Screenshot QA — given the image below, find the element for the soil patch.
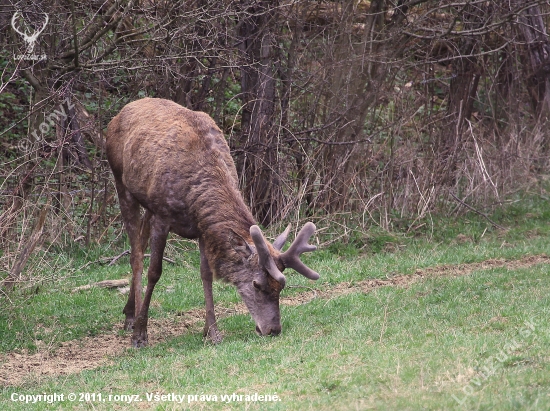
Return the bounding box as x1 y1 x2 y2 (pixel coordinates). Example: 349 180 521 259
2 254 548 386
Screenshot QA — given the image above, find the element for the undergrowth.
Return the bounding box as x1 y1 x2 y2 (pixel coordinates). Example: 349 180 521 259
2 192 550 354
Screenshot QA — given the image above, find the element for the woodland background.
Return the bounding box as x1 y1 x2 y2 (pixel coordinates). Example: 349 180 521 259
2 0 550 287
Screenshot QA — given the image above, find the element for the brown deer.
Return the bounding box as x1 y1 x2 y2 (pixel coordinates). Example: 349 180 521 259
106 98 319 347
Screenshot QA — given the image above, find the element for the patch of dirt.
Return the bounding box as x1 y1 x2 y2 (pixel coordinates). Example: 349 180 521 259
311 254 550 300
1 254 548 386
0 302 253 387
0 316 195 387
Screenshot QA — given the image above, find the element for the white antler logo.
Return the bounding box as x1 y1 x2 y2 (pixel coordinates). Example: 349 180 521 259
11 11 49 56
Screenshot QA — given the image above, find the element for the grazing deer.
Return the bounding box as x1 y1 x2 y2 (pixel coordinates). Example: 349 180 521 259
106 98 319 347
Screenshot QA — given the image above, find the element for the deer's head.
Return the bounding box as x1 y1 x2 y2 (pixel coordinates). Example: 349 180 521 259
232 223 319 336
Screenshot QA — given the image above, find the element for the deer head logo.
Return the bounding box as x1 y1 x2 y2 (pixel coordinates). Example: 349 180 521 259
11 12 49 56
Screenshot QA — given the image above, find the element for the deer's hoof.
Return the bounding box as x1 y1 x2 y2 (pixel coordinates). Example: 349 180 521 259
123 318 135 331
204 326 223 345
131 334 148 348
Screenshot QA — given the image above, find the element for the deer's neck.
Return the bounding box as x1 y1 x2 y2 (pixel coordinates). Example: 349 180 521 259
193 185 256 282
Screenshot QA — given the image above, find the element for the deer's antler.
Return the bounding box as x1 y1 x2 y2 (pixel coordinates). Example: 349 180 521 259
250 225 287 287
279 222 319 280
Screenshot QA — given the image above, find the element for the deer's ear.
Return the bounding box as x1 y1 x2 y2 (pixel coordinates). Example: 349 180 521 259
229 229 255 259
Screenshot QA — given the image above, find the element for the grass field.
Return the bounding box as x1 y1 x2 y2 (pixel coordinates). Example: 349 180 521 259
1 194 550 410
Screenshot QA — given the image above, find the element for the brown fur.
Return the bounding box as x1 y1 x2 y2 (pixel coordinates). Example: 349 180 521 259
106 98 318 347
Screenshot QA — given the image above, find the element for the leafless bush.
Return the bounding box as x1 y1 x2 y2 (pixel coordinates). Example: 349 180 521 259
2 0 550 287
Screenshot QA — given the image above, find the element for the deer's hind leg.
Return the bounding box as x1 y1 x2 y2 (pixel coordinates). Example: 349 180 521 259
114 179 151 331
132 215 169 347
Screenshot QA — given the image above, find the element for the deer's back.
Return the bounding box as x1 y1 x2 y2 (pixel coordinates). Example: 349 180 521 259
106 98 240 235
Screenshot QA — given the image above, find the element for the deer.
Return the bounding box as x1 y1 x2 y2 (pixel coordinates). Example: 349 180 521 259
105 98 320 347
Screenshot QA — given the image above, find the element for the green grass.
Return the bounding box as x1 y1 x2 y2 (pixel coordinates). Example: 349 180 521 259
2 193 550 409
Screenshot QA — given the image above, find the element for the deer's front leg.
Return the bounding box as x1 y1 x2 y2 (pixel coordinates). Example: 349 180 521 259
199 239 222 344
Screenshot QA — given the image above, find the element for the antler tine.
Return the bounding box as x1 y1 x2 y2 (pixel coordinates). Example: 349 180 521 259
272 224 291 251
250 225 286 288
280 222 319 280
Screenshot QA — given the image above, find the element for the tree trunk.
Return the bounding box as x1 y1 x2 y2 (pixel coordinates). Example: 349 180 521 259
237 0 281 226
65 97 93 170
515 4 550 121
